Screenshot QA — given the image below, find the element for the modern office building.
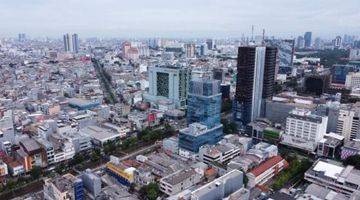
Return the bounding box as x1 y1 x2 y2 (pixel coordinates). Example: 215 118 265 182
178 123 223 153
190 170 244 200
147 65 191 107
336 103 360 141
331 64 355 85
297 36 305 49
281 108 328 152
187 78 221 128
304 32 312 48
265 39 295 67
206 39 213 50
18 33 26 42
63 33 79 53
304 159 360 197
234 46 277 129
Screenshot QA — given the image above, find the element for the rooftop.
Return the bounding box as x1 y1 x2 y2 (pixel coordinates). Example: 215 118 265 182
162 169 197 185
248 156 287 177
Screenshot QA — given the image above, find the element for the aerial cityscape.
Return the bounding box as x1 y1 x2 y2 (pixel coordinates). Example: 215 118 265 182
1 0 360 200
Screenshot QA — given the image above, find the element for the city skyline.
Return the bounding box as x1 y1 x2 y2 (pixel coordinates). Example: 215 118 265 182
0 0 359 38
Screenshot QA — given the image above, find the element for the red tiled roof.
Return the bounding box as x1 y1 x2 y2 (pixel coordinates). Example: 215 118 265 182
249 156 288 177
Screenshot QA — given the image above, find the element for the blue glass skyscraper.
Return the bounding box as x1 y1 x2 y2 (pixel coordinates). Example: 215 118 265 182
187 78 222 128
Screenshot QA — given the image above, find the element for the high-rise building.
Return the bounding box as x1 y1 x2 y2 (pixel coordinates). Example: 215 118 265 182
281 108 328 152
147 65 191 107
336 103 360 141
234 46 277 129
297 36 305 49
304 32 312 48
265 39 295 67
72 33 79 53
331 64 355 85
63 33 79 53
185 43 196 58
206 39 213 50
187 78 222 128
178 123 223 153
18 33 26 42
333 36 342 49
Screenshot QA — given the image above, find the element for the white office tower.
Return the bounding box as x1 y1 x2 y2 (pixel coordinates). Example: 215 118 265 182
146 65 191 108
336 103 360 141
345 72 360 89
281 108 328 152
63 33 79 53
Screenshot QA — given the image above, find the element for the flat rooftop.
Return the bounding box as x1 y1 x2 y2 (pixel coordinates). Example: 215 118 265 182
81 125 119 142
162 169 197 185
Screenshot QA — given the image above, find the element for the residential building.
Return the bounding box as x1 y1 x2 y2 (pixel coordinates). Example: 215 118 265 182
16 138 46 171
63 33 79 53
147 65 191 108
190 170 244 200
185 43 196 58
0 109 15 147
178 123 223 153
160 168 202 196
80 169 102 198
0 160 8 177
304 159 360 197
247 155 288 187
187 78 222 128
44 173 84 200
282 108 328 152
234 46 277 129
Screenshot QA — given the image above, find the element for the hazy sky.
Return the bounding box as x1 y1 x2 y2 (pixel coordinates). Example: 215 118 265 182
0 0 359 39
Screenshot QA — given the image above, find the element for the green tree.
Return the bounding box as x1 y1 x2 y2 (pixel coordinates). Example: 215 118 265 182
139 183 160 200
343 155 360 170
30 166 42 180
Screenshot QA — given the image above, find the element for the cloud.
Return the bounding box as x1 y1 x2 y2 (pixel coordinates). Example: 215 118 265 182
0 0 359 38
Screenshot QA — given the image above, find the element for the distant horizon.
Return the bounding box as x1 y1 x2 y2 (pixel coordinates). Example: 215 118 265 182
1 32 359 41
1 0 359 39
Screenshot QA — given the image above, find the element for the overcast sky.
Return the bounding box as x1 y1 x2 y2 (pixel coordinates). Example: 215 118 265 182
0 0 359 39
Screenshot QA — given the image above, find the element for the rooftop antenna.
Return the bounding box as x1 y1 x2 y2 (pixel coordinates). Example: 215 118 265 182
251 25 254 42
262 29 265 45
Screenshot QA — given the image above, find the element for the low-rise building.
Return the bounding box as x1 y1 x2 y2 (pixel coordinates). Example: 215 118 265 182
304 159 360 197
43 173 84 200
16 138 46 171
341 140 360 160
190 170 244 200
106 156 136 186
81 125 120 147
160 168 202 196
247 155 288 187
